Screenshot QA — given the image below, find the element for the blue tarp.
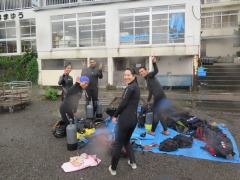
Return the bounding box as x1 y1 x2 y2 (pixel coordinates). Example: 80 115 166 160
98 117 240 164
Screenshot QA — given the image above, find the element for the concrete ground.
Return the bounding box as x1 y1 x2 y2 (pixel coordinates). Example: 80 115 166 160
0 86 240 180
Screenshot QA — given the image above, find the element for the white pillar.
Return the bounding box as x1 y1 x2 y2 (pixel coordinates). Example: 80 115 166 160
148 56 152 71
107 57 113 85
15 19 21 54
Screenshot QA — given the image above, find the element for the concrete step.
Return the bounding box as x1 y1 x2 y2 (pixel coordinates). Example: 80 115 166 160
205 67 240 73
193 100 240 112
206 72 240 76
199 84 240 91
198 76 240 80
198 80 240 85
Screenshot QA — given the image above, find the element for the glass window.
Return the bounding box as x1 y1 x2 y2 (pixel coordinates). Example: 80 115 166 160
0 41 7 53
78 12 91 18
119 9 133 15
169 5 185 10
41 59 84 70
92 11 105 17
120 5 185 45
52 21 63 48
63 20 77 47
7 41 17 53
135 15 149 44
79 19 91 47
152 6 168 12
92 19 105 46
21 39 36 52
169 13 185 43
51 15 63 21
135 8 149 13
152 14 168 44
202 11 238 28
6 21 16 38
120 16 134 45
0 22 6 39
20 19 36 37
0 21 17 54
42 59 64 70
51 11 105 48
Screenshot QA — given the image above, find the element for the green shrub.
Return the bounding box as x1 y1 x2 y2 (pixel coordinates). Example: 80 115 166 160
26 57 38 83
45 86 58 101
0 51 38 82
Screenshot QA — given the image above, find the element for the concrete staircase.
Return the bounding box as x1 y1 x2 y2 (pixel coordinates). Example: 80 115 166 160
198 64 240 91
197 64 240 112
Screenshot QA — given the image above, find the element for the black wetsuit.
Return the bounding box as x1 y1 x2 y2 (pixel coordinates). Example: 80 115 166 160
145 63 174 132
58 74 73 101
81 66 103 114
111 80 140 171
59 83 83 125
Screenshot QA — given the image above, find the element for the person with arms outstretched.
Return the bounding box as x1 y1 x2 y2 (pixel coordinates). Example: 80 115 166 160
138 56 175 136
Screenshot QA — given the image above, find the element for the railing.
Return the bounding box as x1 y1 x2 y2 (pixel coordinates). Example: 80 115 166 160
201 0 239 4
0 0 33 12
45 0 107 6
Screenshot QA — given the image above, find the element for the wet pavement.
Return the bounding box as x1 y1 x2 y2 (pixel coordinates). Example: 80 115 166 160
1 87 239 180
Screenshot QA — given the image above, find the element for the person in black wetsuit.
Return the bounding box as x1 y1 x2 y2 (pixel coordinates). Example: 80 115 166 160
138 56 175 136
81 59 103 117
58 63 73 101
58 76 89 137
109 68 140 176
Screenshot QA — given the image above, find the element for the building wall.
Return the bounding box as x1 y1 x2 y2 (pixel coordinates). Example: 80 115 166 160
0 0 201 87
205 38 239 57
201 0 240 58
36 0 200 87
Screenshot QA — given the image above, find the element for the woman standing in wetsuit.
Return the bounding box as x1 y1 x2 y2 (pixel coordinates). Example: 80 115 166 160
109 68 140 176
58 63 73 101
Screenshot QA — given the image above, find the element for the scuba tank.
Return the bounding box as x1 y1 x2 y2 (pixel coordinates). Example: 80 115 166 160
96 101 102 119
86 101 93 119
145 107 153 131
66 118 77 151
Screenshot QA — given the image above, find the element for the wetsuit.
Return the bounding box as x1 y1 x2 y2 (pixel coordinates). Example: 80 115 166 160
58 74 73 101
145 63 175 132
59 83 83 125
81 66 103 114
111 80 140 171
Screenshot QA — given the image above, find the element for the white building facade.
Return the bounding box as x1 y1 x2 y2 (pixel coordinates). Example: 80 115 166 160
0 0 201 88
201 0 240 62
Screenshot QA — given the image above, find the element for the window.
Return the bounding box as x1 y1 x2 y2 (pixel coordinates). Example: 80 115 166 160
201 11 238 29
78 12 106 47
21 40 36 52
120 5 185 45
41 59 85 70
153 5 185 44
168 13 185 43
51 11 106 48
119 8 150 45
0 21 17 53
20 19 36 52
152 14 168 44
20 19 36 37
